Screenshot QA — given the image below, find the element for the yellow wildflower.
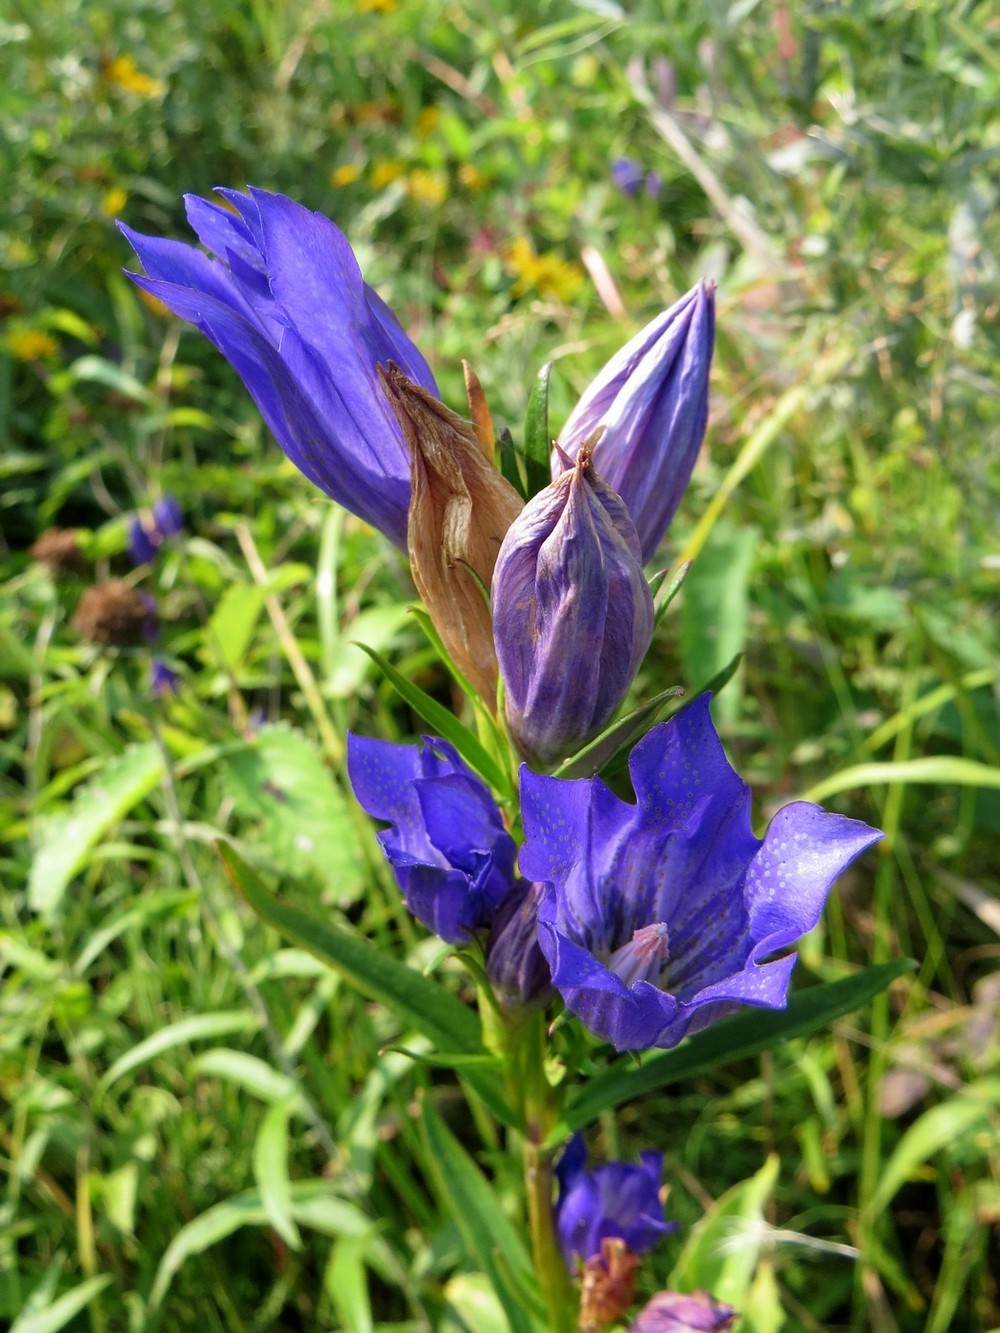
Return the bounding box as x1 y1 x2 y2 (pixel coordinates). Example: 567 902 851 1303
358 0 397 10
104 55 166 100
330 163 362 187
503 237 585 303
101 187 129 218
4 328 58 361
406 169 448 207
138 289 171 319
416 106 441 138
457 164 487 192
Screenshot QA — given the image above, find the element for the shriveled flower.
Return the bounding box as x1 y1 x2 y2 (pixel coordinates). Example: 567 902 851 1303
30 529 86 577
556 282 715 564
485 880 553 1013
555 1133 674 1271
491 449 653 766
120 188 438 548
521 695 883 1051
380 364 523 704
580 1239 642 1332
347 733 516 944
629 1290 736 1332
73 581 157 648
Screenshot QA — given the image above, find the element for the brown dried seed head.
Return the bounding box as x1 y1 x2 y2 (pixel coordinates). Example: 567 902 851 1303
379 364 523 705
72 580 156 648
30 529 87 577
578 1238 641 1333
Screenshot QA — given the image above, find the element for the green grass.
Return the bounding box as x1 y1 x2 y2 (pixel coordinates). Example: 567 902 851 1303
1 0 999 1329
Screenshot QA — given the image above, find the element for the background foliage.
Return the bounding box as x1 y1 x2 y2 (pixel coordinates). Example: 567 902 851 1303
1 0 998 1330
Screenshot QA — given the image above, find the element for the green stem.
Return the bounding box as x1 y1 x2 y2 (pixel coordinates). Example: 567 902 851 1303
510 1012 575 1333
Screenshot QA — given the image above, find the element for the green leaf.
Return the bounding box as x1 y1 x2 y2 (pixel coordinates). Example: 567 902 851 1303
867 1078 1000 1220
551 685 686 780
253 1096 303 1249
498 426 527 498
554 961 914 1142
218 845 515 1126
803 756 1000 804
420 1100 542 1333
101 1011 262 1089
668 1155 780 1309
189 1049 304 1106
679 519 757 725
652 558 692 624
150 1181 371 1311
29 741 165 917
11 1276 112 1333
354 641 512 797
523 361 553 497
221 725 365 904
201 582 266 673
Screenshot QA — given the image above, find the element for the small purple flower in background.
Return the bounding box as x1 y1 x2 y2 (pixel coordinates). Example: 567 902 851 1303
491 450 653 766
152 495 184 538
128 495 184 565
555 1132 675 1271
347 734 516 944
521 695 883 1051
611 157 664 200
128 516 159 566
150 659 180 698
611 157 646 197
557 282 715 564
629 1290 736 1332
120 188 438 549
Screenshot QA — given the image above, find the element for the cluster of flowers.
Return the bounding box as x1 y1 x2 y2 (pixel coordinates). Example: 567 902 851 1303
122 189 881 1324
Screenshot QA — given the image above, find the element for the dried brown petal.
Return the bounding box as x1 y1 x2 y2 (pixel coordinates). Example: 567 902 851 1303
379 363 523 704
72 580 156 647
30 529 87 577
579 1238 641 1332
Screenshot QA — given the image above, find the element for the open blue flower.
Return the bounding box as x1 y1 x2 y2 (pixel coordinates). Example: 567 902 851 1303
520 695 883 1051
120 189 438 548
555 1133 675 1270
347 734 516 944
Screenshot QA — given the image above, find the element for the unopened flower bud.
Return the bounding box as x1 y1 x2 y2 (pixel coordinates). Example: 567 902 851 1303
380 363 523 704
491 450 653 766
557 281 715 563
485 880 553 1013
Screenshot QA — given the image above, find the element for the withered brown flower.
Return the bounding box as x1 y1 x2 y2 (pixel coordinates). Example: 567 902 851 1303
72 580 157 648
30 529 87 578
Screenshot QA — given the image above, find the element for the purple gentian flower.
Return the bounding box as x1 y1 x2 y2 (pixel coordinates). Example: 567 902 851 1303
347 734 516 944
152 495 184 538
630 1290 736 1332
128 516 159 566
611 157 646 197
120 188 439 549
520 695 883 1051
485 880 553 1012
555 1133 675 1271
556 282 715 564
150 658 180 698
491 450 653 766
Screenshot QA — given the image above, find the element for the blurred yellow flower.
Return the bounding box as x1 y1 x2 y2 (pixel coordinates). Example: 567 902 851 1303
406 169 448 206
4 329 58 361
371 160 406 189
457 164 487 191
503 237 585 303
358 0 398 10
416 106 441 138
104 55 166 100
330 163 362 187
101 187 129 218
138 289 171 318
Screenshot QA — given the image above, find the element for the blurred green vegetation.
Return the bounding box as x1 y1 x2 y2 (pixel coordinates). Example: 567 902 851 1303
1 0 998 1330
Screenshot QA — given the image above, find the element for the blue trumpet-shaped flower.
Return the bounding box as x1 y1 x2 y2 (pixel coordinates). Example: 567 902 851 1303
520 695 882 1051
557 282 714 564
492 450 653 766
347 734 516 944
555 1133 675 1270
120 189 438 548
629 1291 736 1332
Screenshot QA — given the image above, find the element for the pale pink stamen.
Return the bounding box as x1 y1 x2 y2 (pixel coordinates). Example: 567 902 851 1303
607 922 671 987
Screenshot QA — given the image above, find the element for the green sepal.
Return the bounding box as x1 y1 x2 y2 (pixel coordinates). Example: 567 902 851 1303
523 361 553 498
550 685 686 781
498 426 528 499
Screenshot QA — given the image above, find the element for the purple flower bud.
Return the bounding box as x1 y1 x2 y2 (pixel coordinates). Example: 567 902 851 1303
491 451 654 767
152 496 184 539
556 281 715 563
485 880 553 1013
555 1133 676 1271
611 157 645 197
629 1290 736 1332
128 517 158 566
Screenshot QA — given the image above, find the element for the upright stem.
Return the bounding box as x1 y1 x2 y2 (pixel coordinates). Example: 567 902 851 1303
510 1013 575 1333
